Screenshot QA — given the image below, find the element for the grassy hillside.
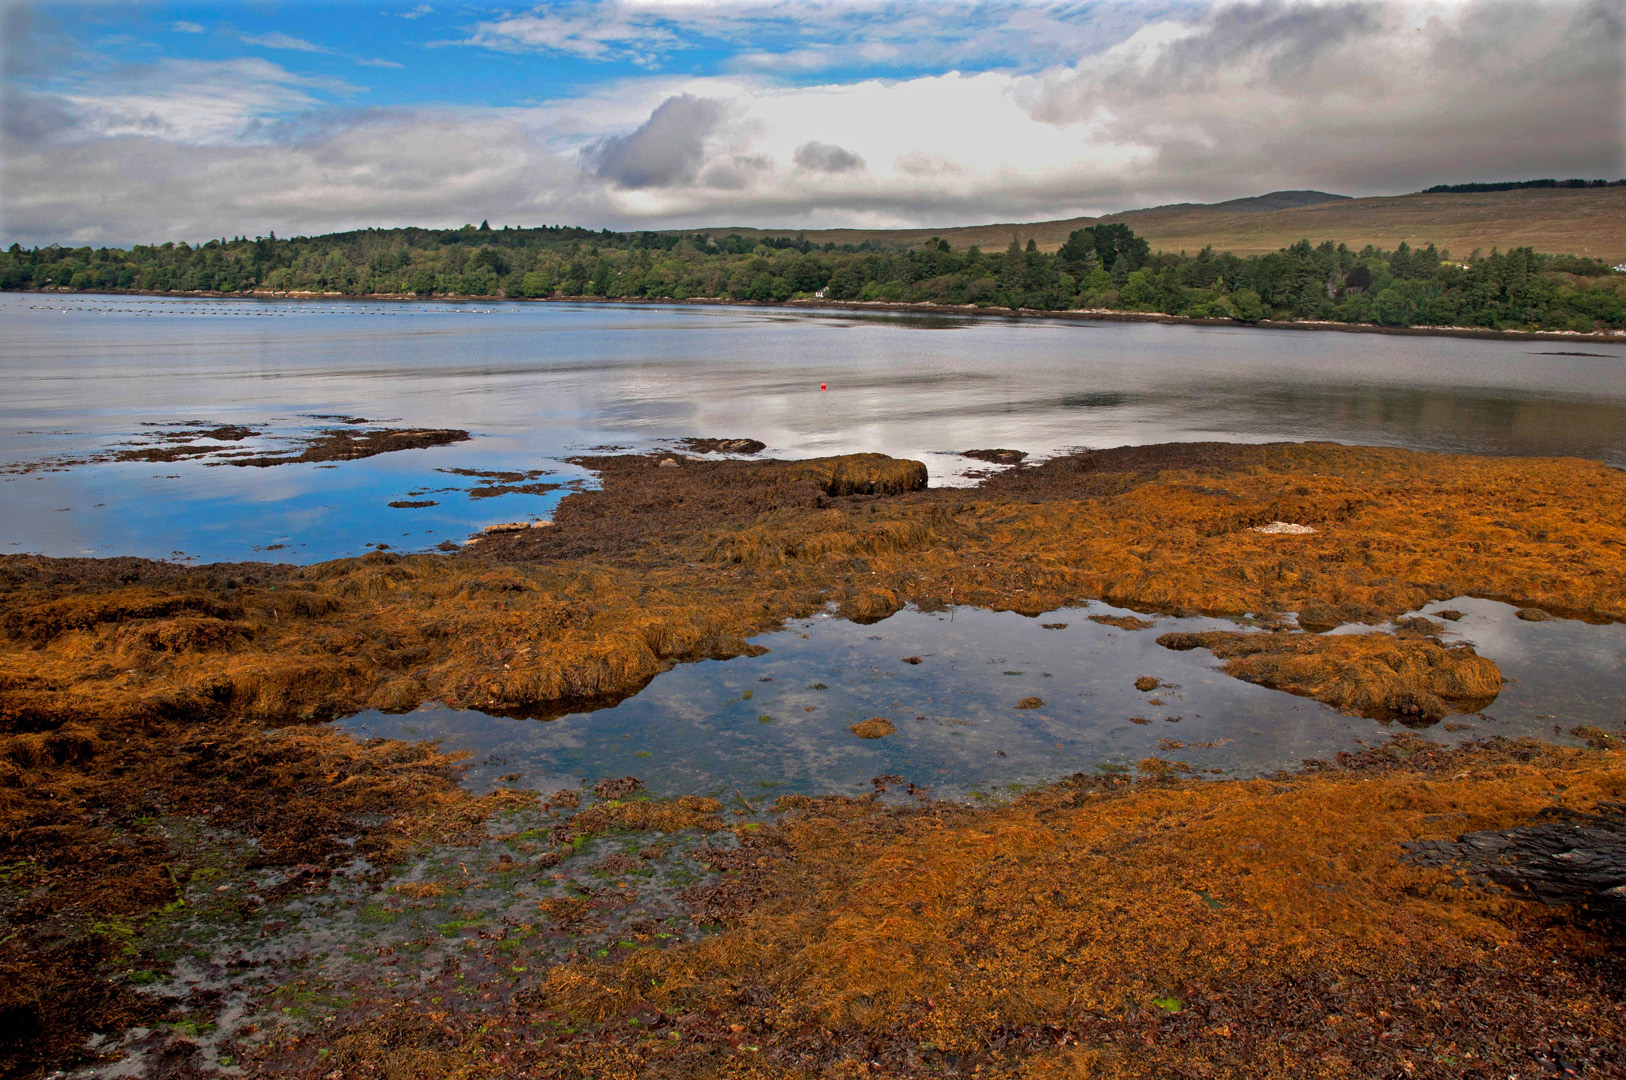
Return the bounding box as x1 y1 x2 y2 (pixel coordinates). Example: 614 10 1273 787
692 187 1626 263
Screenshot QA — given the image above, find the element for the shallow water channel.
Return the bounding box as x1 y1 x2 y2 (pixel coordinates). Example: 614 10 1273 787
340 597 1626 800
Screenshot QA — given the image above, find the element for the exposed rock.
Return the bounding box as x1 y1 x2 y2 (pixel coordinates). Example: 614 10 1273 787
1404 804 1626 931
962 448 1027 465
680 438 767 455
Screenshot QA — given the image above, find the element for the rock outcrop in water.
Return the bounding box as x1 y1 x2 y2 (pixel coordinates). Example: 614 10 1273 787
1155 629 1503 722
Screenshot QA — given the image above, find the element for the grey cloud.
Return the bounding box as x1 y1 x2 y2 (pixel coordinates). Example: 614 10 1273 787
793 140 866 173
586 94 728 189
700 153 774 190
1 90 80 145
1 110 602 246
894 151 964 177
1030 0 1624 196
3 4 83 81
1163 0 1383 86
591 168 1156 233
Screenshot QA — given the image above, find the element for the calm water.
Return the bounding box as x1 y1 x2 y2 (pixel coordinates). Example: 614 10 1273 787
3 293 1624 564
341 598 1626 798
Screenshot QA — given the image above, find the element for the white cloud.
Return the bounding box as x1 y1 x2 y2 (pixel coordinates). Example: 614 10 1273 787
3 0 1621 246
856 42 901 61
450 1 1161 71
171 21 205 34
732 48 835 71
237 31 329 53
458 7 682 63
356 57 406 68
46 58 361 147
397 4 435 19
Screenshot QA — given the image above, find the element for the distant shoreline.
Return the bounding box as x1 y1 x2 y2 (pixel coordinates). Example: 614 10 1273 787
14 286 1626 346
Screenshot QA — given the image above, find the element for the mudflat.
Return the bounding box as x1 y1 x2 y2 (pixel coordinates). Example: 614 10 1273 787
3 441 1624 1077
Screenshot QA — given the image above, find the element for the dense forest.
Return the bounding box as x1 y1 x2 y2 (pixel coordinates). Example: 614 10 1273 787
3 219 1622 332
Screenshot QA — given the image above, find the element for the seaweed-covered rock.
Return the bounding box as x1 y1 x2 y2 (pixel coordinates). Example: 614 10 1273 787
1156 629 1500 723
680 438 767 455
962 448 1026 465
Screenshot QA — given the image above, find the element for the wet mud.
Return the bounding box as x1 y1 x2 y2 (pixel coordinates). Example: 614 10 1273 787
3 440 1625 1076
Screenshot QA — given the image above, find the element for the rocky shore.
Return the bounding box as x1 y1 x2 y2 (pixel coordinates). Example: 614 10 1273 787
2 441 1623 1077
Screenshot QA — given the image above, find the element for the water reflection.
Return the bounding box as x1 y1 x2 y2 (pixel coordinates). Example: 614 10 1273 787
339 599 1625 800
3 294 1623 563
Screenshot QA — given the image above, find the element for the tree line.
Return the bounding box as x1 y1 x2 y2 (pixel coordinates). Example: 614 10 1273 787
3 219 1622 332
1422 178 1625 194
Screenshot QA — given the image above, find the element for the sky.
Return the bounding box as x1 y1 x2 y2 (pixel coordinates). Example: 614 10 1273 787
1 0 1622 247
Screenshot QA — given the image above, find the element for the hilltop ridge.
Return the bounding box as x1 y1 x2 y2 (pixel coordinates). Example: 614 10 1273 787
684 185 1626 263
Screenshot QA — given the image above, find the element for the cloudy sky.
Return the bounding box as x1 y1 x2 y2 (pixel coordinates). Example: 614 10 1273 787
1 0 1621 246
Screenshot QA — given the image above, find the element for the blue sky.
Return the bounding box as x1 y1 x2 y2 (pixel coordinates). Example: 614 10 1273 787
2 1 1621 245
117 2 1184 99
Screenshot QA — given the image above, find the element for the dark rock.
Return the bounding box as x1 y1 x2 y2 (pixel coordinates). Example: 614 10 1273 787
1404 803 1626 931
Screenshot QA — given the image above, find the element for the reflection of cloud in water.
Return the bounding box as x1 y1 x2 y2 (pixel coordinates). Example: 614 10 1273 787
1418 598 1626 728
337 604 1346 798
6 294 1626 562
343 598 1624 800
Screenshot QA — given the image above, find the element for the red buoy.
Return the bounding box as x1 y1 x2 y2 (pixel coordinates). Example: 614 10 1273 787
820 383 827 390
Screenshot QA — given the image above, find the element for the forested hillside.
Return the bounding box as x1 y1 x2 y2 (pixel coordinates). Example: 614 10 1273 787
3 221 1622 332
